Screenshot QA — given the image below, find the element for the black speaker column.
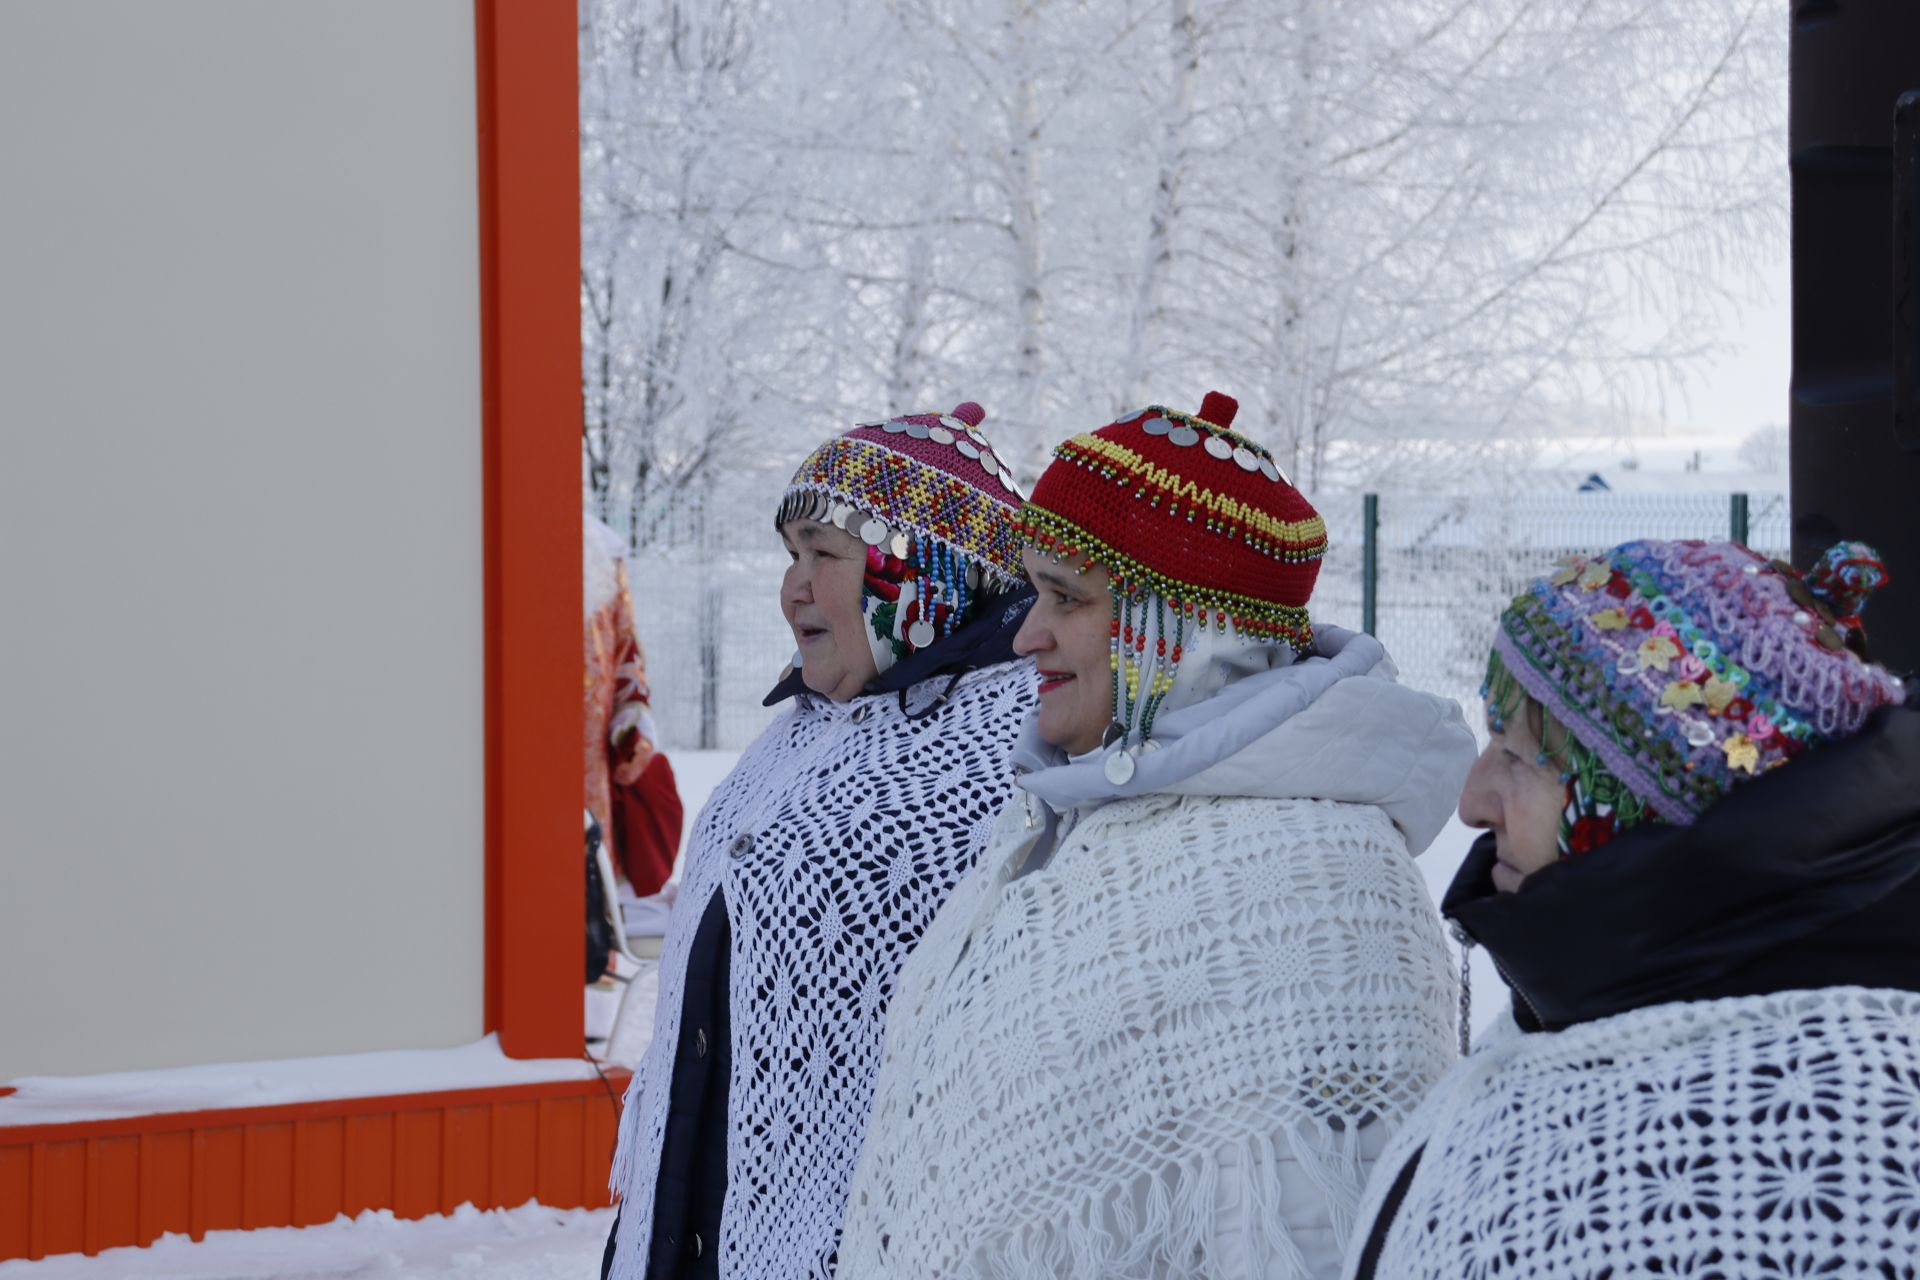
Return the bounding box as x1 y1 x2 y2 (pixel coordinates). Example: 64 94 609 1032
1790 0 1920 674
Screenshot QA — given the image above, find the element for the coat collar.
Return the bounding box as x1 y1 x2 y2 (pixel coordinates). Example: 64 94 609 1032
1011 626 1475 857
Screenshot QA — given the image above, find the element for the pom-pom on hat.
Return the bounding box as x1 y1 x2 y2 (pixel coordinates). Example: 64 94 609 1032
1493 538 1904 827
1018 392 1327 650
776 402 1026 664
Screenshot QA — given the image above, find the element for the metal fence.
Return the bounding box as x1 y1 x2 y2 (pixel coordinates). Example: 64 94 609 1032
631 492 1789 751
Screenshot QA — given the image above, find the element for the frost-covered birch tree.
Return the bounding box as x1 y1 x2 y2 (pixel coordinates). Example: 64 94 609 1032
582 0 1785 528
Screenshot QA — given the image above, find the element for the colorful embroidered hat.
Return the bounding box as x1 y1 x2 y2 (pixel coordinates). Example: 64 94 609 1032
1017 392 1327 768
1019 392 1326 647
776 402 1025 664
1492 538 1904 828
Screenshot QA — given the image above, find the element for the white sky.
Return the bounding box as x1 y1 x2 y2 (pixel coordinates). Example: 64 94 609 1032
1643 250 1792 440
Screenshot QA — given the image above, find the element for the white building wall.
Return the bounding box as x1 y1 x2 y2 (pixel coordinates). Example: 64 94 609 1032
0 1 485 1079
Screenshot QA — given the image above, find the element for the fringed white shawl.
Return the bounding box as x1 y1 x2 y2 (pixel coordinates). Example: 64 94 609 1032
836 792 1459 1279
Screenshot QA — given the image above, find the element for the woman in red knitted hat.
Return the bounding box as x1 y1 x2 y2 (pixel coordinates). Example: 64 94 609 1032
836 393 1477 1279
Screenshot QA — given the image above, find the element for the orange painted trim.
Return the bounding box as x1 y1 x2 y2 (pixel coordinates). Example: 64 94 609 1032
0 1074 628 1262
475 0 584 1057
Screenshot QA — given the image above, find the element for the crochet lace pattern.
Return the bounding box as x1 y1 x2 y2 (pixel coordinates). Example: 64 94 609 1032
606 660 1036 1280
1347 987 1920 1280
837 792 1458 1278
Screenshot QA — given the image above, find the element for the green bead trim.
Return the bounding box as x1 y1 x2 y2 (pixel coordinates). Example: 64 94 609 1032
1017 506 1314 652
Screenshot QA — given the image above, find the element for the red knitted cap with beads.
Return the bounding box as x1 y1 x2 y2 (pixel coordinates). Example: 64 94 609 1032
1019 392 1327 646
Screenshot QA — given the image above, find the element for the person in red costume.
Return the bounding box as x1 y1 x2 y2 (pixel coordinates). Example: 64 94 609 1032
586 514 682 895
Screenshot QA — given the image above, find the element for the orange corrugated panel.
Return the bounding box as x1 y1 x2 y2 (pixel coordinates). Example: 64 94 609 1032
34 1140 86 1259
490 1099 539 1208
343 1111 394 1216
536 1097 585 1207
84 1136 139 1254
243 1123 294 1230
0 1145 29 1258
442 1104 491 1212
138 1130 191 1245
0 1073 632 1262
292 1117 344 1227
395 1109 442 1220
193 1127 244 1238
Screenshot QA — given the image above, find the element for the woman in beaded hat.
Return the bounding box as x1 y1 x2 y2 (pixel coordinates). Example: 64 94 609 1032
1346 540 1920 1280
603 402 1039 1280
835 392 1477 1280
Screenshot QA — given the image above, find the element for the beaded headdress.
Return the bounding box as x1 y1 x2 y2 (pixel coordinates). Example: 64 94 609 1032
776 402 1025 671
1017 391 1327 780
1490 538 1903 836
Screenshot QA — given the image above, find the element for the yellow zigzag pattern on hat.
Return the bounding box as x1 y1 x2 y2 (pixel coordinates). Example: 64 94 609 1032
1064 432 1329 555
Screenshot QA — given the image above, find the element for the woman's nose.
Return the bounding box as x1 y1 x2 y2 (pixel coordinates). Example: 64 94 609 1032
782 561 812 606
1457 747 1499 830
1012 610 1049 657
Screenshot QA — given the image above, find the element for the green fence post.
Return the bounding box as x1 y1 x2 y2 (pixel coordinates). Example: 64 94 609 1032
1362 493 1379 636
1730 492 1750 547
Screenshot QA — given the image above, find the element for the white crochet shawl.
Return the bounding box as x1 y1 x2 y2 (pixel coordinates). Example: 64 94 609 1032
836 791 1460 1278
607 659 1034 1280
1344 986 1920 1280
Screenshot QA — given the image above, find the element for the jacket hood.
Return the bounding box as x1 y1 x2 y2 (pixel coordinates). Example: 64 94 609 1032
1013 625 1476 856
764 588 1035 707
1445 699 1920 1031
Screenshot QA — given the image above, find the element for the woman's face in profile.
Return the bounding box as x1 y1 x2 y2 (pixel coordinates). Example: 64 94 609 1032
1459 696 1567 892
1014 547 1115 756
780 518 879 703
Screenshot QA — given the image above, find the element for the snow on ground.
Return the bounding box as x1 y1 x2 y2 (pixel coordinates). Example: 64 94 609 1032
0 1203 615 1280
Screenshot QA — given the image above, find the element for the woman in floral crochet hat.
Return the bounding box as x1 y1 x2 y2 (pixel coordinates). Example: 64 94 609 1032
835 393 1477 1280
603 403 1038 1280
1346 540 1920 1280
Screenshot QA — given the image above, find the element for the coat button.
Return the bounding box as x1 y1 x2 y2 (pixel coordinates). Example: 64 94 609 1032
690 1232 704 1258
729 833 753 858
694 1027 708 1058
